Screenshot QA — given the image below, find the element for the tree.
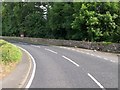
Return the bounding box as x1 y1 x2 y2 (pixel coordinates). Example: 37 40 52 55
47 2 74 39
2 2 120 43
71 2 120 42
2 2 46 37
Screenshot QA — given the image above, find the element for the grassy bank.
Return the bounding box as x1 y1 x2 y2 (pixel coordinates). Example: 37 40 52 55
0 39 22 79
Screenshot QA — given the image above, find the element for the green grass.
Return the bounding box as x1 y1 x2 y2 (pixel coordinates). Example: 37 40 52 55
0 39 22 65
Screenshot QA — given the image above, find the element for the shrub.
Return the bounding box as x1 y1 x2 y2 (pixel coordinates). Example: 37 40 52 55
0 40 22 64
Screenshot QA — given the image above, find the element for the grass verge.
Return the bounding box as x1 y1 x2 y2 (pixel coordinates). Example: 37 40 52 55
0 39 22 79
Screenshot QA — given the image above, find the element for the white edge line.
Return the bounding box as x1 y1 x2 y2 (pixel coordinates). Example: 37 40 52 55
88 73 105 90
45 48 58 54
18 46 36 88
18 48 32 88
62 55 79 67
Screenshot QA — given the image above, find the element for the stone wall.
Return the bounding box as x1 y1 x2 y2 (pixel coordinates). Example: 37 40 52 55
1 36 120 53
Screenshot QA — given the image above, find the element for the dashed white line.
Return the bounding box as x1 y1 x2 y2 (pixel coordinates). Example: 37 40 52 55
45 48 58 54
90 54 94 56
30 45 36 47
104 58 108 60
110 60 116 63
59 46 116 63
96 56 101 58
31 45 40 48
35 46 40 48
82 51 86 53
30 45 35 46
86 52 90 55
88 73 106 90
80 51 84 53
62 55 79 67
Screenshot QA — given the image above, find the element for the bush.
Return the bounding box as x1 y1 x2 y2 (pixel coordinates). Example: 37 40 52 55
102 41 112 45
0 39 22 64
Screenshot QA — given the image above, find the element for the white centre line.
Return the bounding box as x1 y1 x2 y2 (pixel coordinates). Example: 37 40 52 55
86 52 90 55
30 45 35 47
31 45 40 48
104 58 108 60
110 60 116 63
88 73 106 90
62 55 79 67
80 51 84 53
35 46 40 48
96 55 101 58
90 54 94 56
45 48 58 54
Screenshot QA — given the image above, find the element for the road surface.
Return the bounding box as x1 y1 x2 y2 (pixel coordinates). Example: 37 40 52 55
15 42 118 89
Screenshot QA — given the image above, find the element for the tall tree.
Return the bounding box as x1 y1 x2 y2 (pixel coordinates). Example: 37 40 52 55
71 2 119 42
47 2 74 39
2 2 120 42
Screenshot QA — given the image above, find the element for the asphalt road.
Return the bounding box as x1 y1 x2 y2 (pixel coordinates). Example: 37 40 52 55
15 42 118 89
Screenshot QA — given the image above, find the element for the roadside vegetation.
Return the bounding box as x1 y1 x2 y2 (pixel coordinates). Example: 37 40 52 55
2 2 120 43
0 39 22 79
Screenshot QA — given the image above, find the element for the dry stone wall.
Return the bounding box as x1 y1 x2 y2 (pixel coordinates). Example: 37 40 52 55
1 36 120 53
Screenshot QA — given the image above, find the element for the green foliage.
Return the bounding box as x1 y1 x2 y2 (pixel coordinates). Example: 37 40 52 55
2 2 120 43
102 41 112 45
0 40 22 64
71 2 120 42
2 2 46 37
47 3 74 39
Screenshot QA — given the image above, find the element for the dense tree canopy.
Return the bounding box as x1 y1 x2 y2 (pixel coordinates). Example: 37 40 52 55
2 2 120 42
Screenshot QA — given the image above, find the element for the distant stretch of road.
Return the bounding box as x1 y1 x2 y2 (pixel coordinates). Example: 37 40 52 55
15 42 118 89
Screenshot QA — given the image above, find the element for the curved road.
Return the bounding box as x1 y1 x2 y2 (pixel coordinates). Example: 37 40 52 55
15 42 118 89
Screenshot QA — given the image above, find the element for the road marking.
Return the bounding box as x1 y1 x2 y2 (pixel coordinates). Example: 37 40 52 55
88 73 106 90
18 46 36 88
45 48 58 54
110 60 116 63
81 51 85 54
18 49 32 88
59 46 116 63
31 45 36 47
71 49 75 50
104 58 108 60
35 46 40 48
62 55 79 67
31 45 40 48
80 51 84 53
86 52 90 55
90 54 94 56
97 56 101 58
